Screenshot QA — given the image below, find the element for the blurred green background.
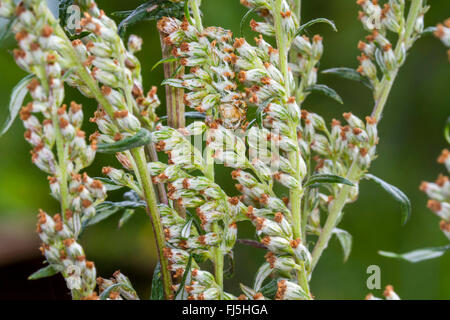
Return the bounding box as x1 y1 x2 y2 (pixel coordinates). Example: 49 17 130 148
0 0 449 299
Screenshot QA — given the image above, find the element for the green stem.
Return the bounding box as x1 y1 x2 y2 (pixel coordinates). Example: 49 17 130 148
310 164 359 271
189 0 223 298
371 0 422 121
206 132 224 298
273 0 309 294
36 64 70 219
190 0 204 32
51 110 69 216
131 148 173 299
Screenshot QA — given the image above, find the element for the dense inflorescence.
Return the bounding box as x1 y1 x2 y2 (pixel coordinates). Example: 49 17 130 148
0 0 444 300
1 0 108 299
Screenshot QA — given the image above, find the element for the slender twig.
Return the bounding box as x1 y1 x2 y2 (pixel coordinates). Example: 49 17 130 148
371 0 423 121
310 163 359 271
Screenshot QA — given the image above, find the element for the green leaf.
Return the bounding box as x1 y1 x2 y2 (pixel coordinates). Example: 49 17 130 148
117 1 185 38
28 264 60 280
150 262 164 300
224 252 235 279
305 84 343 104
333 228 353 262
93 177 124 191
254 262 272 291
240 283 259 300
421 26 437 36
1 74 34 137
365 174 411 225
322 67 373 90
181 218 194 239
0 17 15 48
304 174 354 188
58 0 75 29
160 111 206 121
84 200 145 228
97 128 152 154
118 209 136 228
175 255 193 300
151 57 180 71
444 116 450 145
293 18 337 38
240 7 263 37
259 278 278 299
379 245 450 263
99 283 135 300
184 0 194 26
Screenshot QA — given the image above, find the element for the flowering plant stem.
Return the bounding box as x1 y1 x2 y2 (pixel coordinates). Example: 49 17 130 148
372 0 423 121
273 0 310 295
51 11 173 299
130 148 172 298
158 31 182 208
311 163 359 270
312 0 423 272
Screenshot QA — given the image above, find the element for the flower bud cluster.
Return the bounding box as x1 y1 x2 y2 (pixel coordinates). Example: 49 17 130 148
36 209 97 298
158 17 247 129
149 124 248 299
65 1 160 134
2 0 109 298
420 149 450 240
356 1 426 81
7 0 107 234
357 0 404 33
241 0 298 41
159 204 238 300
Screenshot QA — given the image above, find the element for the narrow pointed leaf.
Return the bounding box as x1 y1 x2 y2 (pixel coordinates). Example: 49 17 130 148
175 255 193 300
97 128 152 153
294 18 337 38
151 57 180 71
84 200 145 228
260 278 278 299
117 1 185 38
0 17 15 48
322 67 373 89
333 228 353 262
304 174 354 188
240 7 263 37
93 177 124 191
305 84 343 104
181 218 194 239
160 111 206 122
365 174 411 225
1 74 34 137
379 245 450 263
150 262 164 300
28 264 60 280
240 283 259 300
118 209 136 228
254 262 272 291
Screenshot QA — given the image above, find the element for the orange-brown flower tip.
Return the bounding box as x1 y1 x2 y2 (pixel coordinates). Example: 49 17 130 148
427 199 441 213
